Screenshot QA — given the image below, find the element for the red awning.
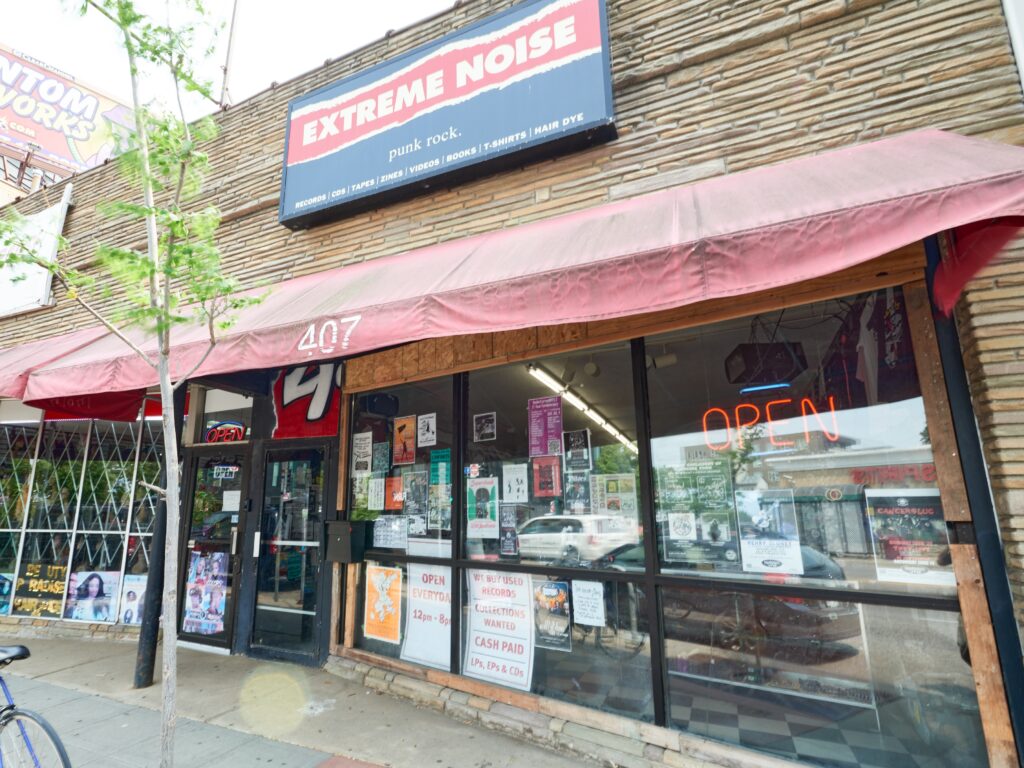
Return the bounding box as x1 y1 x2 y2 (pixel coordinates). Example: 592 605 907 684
14 129 1024 408
0 325 108 399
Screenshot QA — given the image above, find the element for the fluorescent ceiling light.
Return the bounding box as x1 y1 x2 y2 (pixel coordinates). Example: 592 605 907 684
527 364 638 454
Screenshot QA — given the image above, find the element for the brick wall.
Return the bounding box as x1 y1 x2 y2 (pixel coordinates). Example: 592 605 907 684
2 0 1023 629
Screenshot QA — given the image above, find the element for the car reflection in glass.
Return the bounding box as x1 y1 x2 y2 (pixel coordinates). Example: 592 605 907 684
595 543 863 664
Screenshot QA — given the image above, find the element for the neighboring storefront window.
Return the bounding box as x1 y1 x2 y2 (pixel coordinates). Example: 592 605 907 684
0 413 163 623
0 422 37 616
15 420 87 618
464 343 640 567
348 379 455 557
63 420 136 622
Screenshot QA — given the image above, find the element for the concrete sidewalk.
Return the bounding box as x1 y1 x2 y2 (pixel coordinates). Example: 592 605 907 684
2 638 593 768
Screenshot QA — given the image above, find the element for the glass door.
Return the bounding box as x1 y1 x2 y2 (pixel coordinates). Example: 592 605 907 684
179 452 246 646
250 447 325 658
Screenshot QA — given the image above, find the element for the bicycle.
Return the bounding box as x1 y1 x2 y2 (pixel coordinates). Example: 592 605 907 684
0 646 71 767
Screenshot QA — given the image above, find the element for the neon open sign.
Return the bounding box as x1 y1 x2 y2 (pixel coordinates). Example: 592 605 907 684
205 421 246 443
702 396 840 452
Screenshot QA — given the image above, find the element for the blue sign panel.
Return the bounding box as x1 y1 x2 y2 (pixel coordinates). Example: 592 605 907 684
279 0 614 227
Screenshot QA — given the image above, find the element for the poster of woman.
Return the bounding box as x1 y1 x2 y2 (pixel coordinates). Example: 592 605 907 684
64 570 120 622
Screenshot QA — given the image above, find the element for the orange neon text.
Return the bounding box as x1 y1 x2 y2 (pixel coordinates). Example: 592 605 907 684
702 396 841 452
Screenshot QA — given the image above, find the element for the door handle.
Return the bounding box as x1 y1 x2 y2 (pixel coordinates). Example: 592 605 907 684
230 527 238 556
252 531 260 558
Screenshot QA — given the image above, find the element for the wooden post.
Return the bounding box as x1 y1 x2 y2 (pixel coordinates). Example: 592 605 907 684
904 280 1019 767
330 392 352 655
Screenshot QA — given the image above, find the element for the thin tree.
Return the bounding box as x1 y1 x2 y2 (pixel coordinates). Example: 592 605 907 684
1 2 256 765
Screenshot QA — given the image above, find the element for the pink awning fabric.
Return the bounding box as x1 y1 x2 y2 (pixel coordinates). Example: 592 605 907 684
0 325 108 399
16 129 1024 407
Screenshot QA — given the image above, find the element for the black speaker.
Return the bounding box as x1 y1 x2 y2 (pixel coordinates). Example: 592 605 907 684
724 342 807 384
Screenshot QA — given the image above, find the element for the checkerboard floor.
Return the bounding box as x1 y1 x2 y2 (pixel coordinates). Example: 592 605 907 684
519 633 986 767
669 676 987 768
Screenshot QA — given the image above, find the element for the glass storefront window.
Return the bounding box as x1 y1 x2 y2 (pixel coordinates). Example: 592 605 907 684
460 569 653 720
357 558 452 671
464 343 641 569
646 288 954 595
662 585 985 766
348 379 455 558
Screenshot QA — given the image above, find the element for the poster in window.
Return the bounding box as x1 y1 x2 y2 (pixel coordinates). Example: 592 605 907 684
0 573 12 616
464 570 534 691
119 574 147 625
352 431 373 475
736 489 803 575
385 476 404 511
466 477 499 539
563 471 591 514
400 561 451 670
528 396 563 457
416 413 437 448
532 456 562 498
271 363 341 439
181 552 227 635
368 476 385 511
393 415 417 465
661 460 739 567
866 489 954 586
402 470 429 515
63 569 121 623
428 449 452 530
373 516 408 550
364 564 402 644
502 463 529 504
591 473 637 516
372 442 390 473
533 579 571 652
499 504 520 557
562 429 592 472
13 563 66 618
472 412 496 442
351 475 371 516
668 511 698 541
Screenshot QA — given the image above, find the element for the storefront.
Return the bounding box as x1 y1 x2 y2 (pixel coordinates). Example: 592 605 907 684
2 0 1024 766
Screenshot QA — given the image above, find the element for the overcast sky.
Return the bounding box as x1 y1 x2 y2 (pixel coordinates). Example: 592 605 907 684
3 0 454 119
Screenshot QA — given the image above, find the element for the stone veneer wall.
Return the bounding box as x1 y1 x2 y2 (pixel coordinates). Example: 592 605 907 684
326 655 801 768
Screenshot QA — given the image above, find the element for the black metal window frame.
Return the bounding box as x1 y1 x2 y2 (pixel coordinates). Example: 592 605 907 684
348 308 979 730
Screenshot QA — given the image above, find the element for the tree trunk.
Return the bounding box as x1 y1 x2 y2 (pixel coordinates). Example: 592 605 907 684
158 356 180 767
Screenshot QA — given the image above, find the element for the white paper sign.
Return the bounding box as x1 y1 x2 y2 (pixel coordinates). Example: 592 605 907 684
368 477 385 511
464 570 534 691
373 516 408 550
352 431 373 475
400 561 452 670
736 489 804 575
668 512 698 541
417 413 437 448
571 581 606 627
221 490 241 512
501 463 529 503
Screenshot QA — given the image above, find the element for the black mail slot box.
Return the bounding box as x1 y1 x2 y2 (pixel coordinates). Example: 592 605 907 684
325 520 369 563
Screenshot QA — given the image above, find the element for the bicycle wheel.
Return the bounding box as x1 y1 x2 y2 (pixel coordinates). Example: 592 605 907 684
597 582 647 661
0 709 71 768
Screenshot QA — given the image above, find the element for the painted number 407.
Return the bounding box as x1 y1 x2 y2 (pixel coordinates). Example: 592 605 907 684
297 315 361 356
